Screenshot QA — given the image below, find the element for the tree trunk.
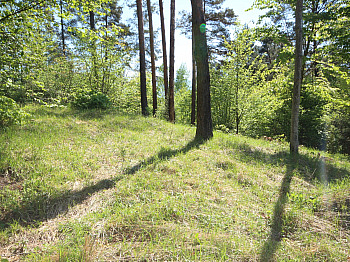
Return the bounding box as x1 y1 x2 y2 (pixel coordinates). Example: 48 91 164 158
89 11 95 30
290 0 303 154
169 0 176 122
191 0 213 140
60 0 66 56
101 10 108 94
136 0 148 116
159 0 169 116
89 10 98 90
191 38 196 125
235 69 239 134
146 0 157 116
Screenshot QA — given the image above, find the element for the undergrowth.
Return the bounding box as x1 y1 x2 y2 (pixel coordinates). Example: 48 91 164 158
0 105 349 261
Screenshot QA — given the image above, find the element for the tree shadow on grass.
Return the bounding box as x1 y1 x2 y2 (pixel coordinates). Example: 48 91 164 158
0 137 205 229
225 139 350 182
220 138 350 260
124 137 204 175
259 155 297 262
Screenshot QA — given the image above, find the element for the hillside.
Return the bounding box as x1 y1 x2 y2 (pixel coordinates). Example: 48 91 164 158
0 105 349 261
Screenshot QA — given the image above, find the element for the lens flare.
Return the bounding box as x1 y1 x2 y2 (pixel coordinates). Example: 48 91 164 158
200 23 206 33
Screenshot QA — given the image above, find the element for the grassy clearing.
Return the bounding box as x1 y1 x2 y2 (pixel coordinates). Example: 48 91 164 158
0 105 349 261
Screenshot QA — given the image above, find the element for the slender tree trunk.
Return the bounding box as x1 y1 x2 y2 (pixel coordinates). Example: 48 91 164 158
290 0 303 154
235 69 239 134
89 10 99 90
136 0 148 116
159 0 169 116
191 0 213 140
169 0 175 122
146 0 157 116
60 0 66 56
101 11 108 93
89 11 95 30
191 37 196 125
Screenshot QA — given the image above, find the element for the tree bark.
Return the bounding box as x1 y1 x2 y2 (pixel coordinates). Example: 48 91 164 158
89 10 95 30
159 0 169 116
89 10 99 90
136 0 148 116
191 39 196 125
60 0 66 56
191 0 213 140
146 0 157 116
290 0 304 154
169 0 176 122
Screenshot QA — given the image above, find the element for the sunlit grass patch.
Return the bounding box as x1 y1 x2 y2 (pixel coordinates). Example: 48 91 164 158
0 105 349 261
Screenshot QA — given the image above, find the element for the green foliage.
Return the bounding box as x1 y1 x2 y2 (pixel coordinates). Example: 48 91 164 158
215 124 230 133
211 28 271 134
175 88 191 124
325 102 350 154
110 76 142 115
0 96 26 127
174 64 191 124
288 192 321 212
71 90 111 110
36 57 79 105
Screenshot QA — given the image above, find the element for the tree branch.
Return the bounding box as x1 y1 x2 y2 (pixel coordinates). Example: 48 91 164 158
0 1 46 23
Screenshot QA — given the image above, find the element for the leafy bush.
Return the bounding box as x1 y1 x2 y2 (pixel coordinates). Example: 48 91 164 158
71 91 112 110
0 96 26 127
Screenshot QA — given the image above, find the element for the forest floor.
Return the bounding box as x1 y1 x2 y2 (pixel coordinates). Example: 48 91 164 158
0 105 349 261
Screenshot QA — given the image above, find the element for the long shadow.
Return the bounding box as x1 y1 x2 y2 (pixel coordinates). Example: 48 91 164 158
224 139 350 182
259 155 297 262
0 178 119 229
124 137 204 175
0 137 204 229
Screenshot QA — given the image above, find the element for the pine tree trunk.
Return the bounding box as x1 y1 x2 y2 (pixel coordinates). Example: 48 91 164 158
191 42 196 125
101 11 108 94
136 0 148 116
60 0 66 56
168 0 176 122
147 0 157 116
191 0 213 140
159 0 169 116
89 10 98 90
290 0 303 154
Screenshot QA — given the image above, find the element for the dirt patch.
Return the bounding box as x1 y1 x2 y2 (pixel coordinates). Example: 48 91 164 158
106 223 168 243
0 167 23 191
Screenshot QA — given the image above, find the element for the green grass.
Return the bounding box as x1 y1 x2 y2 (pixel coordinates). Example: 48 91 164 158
0 105 349 261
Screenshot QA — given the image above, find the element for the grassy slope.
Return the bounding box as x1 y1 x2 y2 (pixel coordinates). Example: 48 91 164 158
0 105 349 261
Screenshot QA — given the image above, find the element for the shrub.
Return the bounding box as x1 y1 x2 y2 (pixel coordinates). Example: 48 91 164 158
71 91 112 110
0 96 26 127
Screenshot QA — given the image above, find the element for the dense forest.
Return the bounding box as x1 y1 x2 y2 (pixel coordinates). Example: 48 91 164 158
1 0 349 153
